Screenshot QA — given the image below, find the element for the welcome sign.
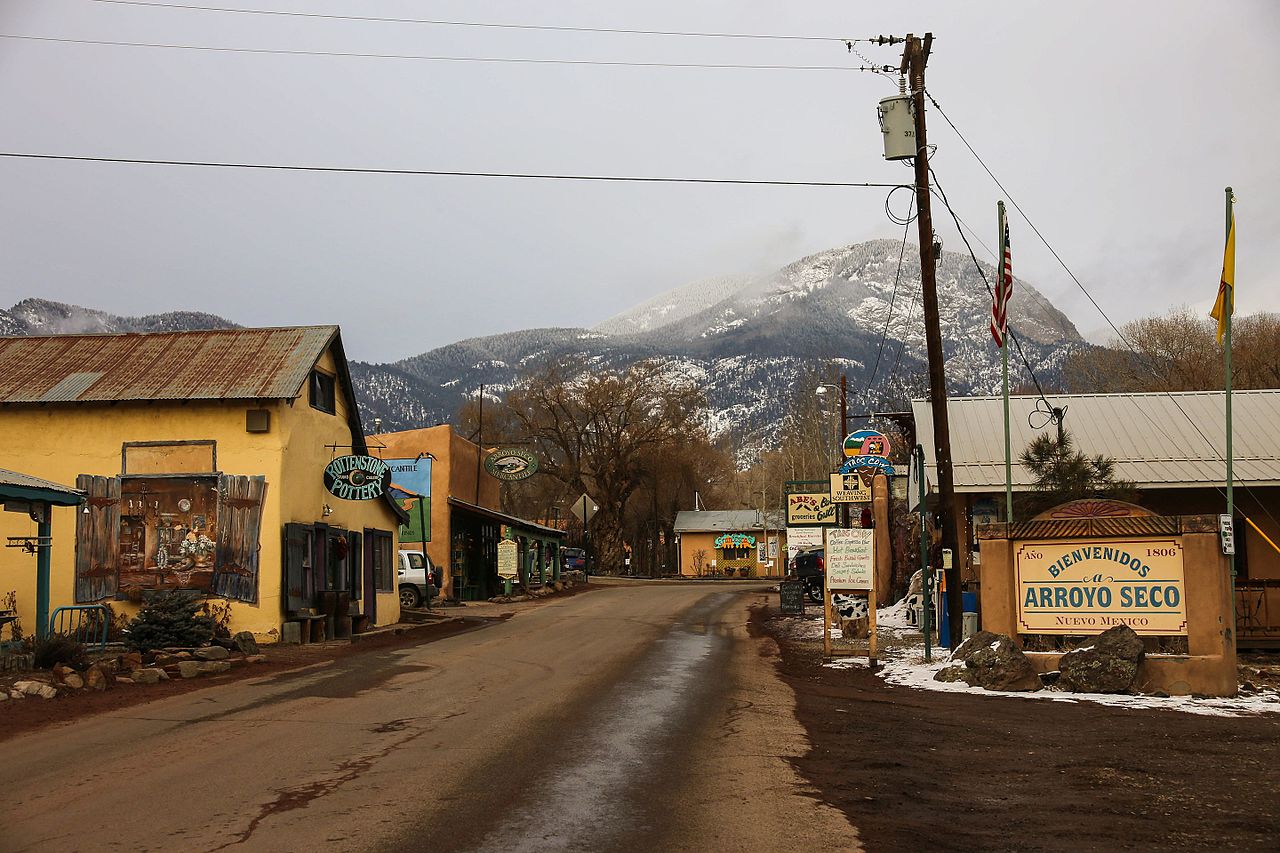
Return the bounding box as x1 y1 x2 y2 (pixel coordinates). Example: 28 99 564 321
1015 538 1187 636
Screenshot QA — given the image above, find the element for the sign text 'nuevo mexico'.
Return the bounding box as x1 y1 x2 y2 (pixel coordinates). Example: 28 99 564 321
1015 538 1187 636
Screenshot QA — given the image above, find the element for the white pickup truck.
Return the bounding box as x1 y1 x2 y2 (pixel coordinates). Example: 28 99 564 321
397 550 442 609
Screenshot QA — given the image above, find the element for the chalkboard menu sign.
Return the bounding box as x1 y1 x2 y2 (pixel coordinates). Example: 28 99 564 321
779 580 805 615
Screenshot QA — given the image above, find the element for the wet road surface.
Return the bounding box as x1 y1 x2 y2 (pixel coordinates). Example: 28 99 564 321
0 584 858 851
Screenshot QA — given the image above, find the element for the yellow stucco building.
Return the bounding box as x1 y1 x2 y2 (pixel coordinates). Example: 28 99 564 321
673 510 786 578
0 326 404 641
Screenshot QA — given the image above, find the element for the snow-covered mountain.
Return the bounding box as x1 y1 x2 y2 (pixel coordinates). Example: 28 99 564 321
3 240 1084 452
358 239 1083 445
0 298 238 337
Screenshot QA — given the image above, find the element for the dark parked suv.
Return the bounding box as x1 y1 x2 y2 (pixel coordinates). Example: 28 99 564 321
791 547 824 602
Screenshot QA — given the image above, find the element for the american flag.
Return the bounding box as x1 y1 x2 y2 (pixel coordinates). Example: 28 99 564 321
990 217 1013 347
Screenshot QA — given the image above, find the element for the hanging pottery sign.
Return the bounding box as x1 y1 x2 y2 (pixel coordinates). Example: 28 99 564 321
714 532 757 549
484 448 539 481
323 455 391 501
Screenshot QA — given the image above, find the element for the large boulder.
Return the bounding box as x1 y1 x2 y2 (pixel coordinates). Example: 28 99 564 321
194 645 230 661
14 680 58 699
938 631 1042 692
231 631 260 655
1058 625 1145 693
85 663 113 691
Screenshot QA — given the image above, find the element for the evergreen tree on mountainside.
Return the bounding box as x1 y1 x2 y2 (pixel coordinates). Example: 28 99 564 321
1017 429 1136 518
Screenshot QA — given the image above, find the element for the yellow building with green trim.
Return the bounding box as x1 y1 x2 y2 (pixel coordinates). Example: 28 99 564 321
0 326 404 641
673 510 786 578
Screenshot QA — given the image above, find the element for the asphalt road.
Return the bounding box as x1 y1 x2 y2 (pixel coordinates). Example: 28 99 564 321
0 583 858 852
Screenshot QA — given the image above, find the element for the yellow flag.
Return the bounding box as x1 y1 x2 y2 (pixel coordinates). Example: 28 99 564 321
1210 211 1235 343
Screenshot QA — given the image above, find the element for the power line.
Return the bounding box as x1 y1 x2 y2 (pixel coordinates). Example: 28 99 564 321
925 187 1079 347
928 165 1055 411
925 90 1280 531
84 0 852 43
0 33 861 71
864 214 913 395
923 89 1137 354
0 152 908 188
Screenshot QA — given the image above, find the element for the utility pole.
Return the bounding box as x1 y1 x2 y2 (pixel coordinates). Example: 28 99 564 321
902 32 962 647
840 373 849 528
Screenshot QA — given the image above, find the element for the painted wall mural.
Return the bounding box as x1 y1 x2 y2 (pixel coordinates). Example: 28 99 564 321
713 532 757 549
386 456 432 543
75 474 267 603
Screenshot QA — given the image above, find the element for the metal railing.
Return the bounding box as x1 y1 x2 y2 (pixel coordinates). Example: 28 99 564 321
1236 580 1280 643
48 605 110 652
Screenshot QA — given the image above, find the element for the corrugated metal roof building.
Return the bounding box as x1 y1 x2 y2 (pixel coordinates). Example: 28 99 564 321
912 390 1280 491
0 325 406 641
911 390 1280 603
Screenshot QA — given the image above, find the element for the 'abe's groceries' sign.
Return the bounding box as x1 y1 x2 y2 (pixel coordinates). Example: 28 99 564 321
787 493 836 525
1015 538 1187 636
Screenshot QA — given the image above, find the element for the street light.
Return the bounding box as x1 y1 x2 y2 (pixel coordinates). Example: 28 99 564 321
815 378 848 456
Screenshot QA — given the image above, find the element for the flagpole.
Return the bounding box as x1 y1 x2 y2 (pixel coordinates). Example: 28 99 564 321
999 201 1013 525
1224 187 1234 522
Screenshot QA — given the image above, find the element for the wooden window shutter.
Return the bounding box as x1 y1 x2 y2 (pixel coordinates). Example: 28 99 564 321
74 475 120 602
212 474 268 603
349 530 363 602
283 523 310 613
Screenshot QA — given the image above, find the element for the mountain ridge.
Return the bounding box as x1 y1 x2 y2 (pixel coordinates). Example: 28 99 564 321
2 239 1084 450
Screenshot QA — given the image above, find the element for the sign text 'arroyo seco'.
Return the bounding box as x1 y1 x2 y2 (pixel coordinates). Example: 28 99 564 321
1015 538 1188 636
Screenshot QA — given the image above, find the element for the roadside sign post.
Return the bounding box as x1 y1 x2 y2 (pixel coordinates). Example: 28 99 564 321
779 580 805 615
823 527 877 666
915 445 932 662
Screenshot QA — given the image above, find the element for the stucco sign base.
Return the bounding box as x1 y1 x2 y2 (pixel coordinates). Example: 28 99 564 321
978 501 1237 698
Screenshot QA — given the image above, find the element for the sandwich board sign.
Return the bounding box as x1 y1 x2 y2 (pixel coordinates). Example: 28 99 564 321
823 527 877 665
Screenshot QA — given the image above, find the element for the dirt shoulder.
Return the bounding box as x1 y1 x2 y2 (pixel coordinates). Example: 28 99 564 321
1 582 598 743
752 595 1280 853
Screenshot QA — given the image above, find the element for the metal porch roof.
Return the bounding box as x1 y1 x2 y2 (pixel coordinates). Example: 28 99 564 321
0 468 84 506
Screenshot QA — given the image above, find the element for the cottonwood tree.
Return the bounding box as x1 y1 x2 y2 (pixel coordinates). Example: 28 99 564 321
502 361 709 574
1064 308 1280 393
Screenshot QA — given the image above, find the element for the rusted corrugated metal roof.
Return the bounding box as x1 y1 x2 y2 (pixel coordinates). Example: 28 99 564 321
913 390 1280 490
0 326 339 404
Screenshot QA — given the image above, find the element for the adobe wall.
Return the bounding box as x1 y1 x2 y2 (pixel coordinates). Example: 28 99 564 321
978 503 1236 697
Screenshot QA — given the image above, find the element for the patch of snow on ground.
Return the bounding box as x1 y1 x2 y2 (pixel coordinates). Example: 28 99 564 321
811 603 1280 718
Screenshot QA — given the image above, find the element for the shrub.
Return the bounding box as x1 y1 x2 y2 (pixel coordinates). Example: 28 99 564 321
28 633 88 670
125 591 214 652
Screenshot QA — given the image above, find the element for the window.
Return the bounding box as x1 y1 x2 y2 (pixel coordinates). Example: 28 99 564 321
309 369 336 414
719 547 752 562
369 529 394 592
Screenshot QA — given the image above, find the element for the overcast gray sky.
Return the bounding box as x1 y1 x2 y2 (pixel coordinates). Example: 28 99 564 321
2 0 1277 362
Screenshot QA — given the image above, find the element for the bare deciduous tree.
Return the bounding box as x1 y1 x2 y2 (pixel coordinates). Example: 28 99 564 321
1064 308 1280 393
500 361 711 574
